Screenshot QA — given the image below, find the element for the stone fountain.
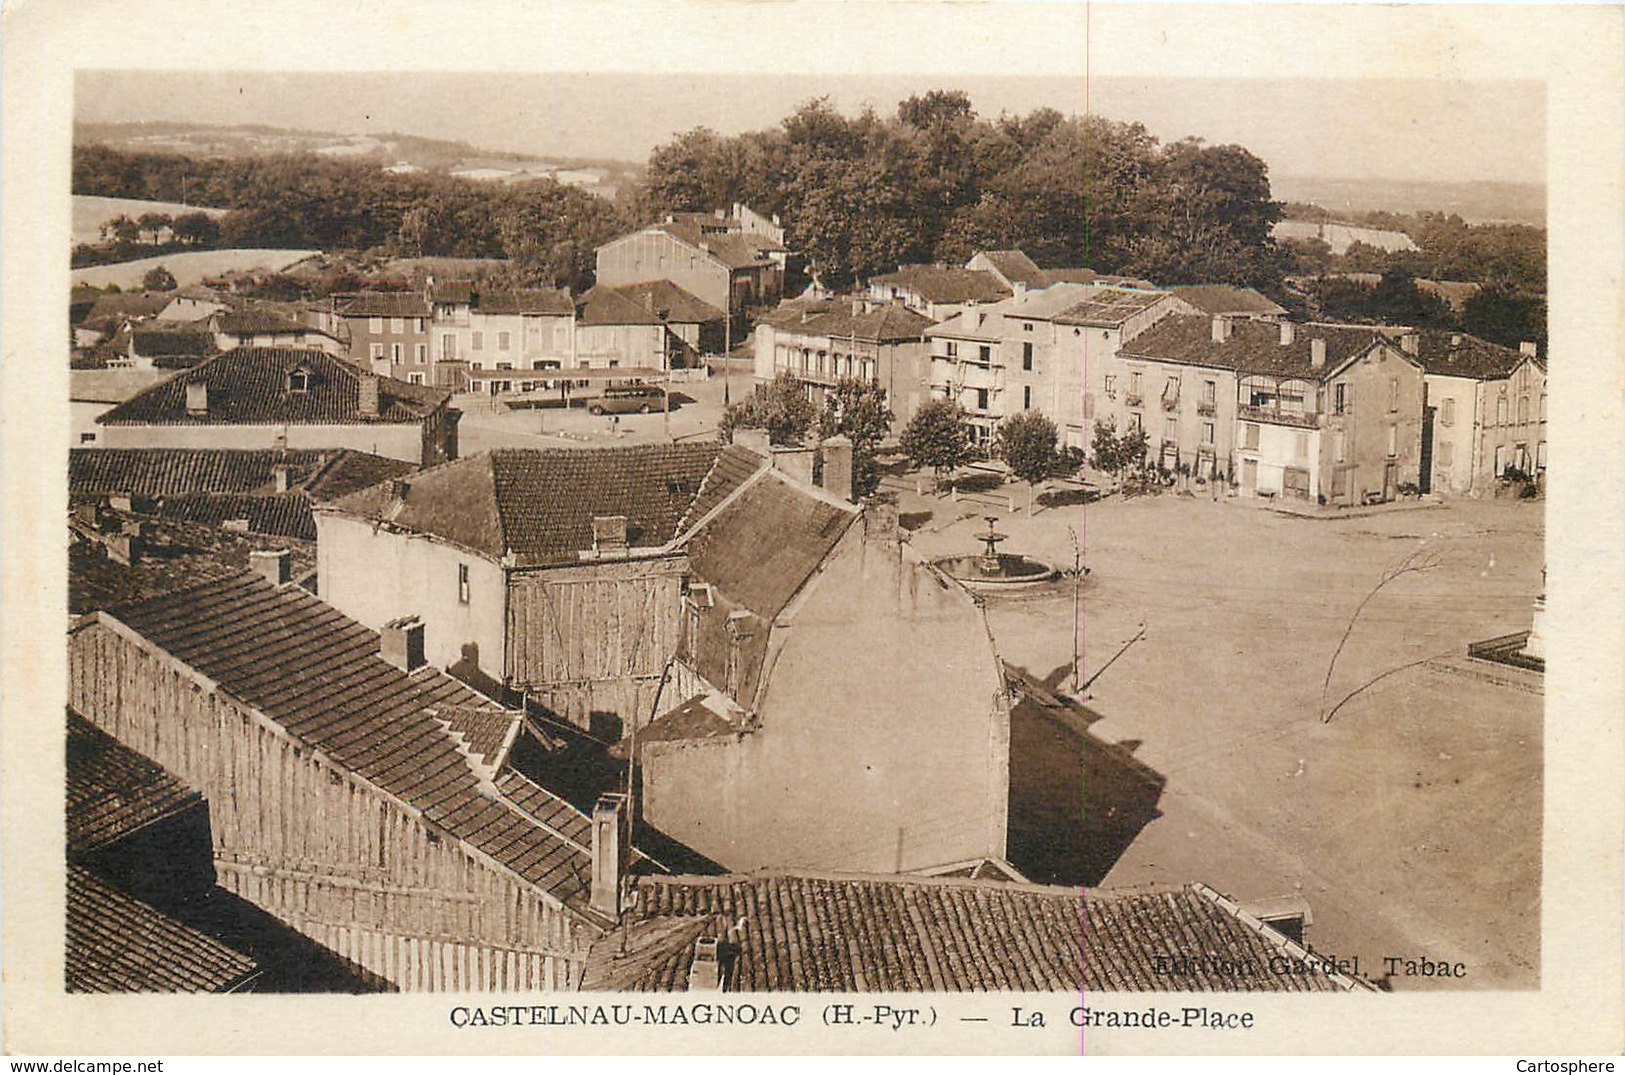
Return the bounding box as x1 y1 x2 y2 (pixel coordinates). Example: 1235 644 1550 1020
932 516 1060 592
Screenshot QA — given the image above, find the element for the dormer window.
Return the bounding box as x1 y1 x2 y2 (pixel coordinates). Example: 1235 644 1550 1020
287 368 312 394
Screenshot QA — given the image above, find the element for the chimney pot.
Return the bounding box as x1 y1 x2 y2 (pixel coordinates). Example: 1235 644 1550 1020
380 615 426 672
1211 316 1232 344
358 374 380 417
1310 338 1327 369
250 548 292 587
1520 340 1538 357
590 793 628 918
185 381 209 416
1279 322 1296 346
272 464 294 494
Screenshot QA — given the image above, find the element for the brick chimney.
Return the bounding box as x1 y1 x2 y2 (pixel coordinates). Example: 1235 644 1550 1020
590 793 627 918
185 381 209 417
1400 331 1420 356
1520 341 1538 357
107 530 143 566
1279 322 1296 346
249 548 291 586
1211 316 1232 344
357 374 380 417
272 464 294 493
380 615 426 672
821 435 855 502
592 515 629 556
1310 338 1327 369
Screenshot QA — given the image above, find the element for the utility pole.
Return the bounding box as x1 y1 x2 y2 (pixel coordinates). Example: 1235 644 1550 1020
723 299 732 407
1067 526 1082 694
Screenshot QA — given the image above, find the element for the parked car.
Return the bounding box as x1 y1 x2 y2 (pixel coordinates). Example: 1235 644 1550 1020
588 384 666 415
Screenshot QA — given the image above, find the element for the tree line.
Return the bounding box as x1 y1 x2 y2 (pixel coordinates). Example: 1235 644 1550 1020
631 90 1287 289
73 144 627 289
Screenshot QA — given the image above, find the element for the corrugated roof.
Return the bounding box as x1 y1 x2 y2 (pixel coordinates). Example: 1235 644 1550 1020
1120 315 1387 381
66 866 259 993
99 572 606 918
1054 287 1174 327
582 874 1361 992
326 444 723 564
97 348 451 426
67 710 203 857
869 265 1010 305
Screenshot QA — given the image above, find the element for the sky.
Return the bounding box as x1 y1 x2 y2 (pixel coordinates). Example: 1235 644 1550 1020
75 69 1546 187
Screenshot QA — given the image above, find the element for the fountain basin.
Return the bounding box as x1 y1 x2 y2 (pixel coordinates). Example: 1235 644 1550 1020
932 552 1059 591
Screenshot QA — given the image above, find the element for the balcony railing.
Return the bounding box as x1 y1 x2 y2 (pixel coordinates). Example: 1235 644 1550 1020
1124 393 1143 407
1161 396 1180 412
1239 403 1320 429
1197 400 1216 417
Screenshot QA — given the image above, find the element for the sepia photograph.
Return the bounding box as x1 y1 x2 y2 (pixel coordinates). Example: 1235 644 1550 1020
4 0 1623 1057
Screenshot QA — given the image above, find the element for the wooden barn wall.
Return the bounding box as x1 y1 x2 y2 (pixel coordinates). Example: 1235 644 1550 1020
506 558 685 729
68 620 599 992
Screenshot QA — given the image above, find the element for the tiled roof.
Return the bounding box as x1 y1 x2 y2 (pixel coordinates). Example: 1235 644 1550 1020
869 265 1010 304
760 300 936 342
583 874 1361 992
333 291 432 319
475 288 574 316
68 513 318 614
97 348 450 426
1041 268 1157 289
71 448 329 498
1171 285 1287 318
972 249 1045 288
131 326 216 356
302 449 418 502
653 222 776 270
215 307 314 335
1120 315 1386 381
67 710 203 857
1409 330 1526 380
83 292 171 329
683 471 858 704
325 444 724 565
610 280 725 325
437 705 521 770
98 572 608 919
430 281 477 305
1054 287 1174 327
677 444 768 532
66 865 260 993
148 493 316 541
577 285 664 326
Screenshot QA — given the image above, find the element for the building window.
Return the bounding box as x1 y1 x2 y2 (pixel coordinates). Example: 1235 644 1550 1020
1023 342 1033 371
1202 380 1217 404
1334 382 1347 415
415 318 426 333
1536 441 1547 468
1243 423 1260 450
1023 322 1033 332
1441 398 1455 427
472 331 484 351
945 340 958 358
80 432 97 444
976 388 989 411
1128 411 1143 433
979 345 992 363
1437 441 1454 467
415 343 428 364
1104 375 1116 397
390 317 405 334
368 317 383 333
1517 397 1528 425
391 342 404 364
1497 396 1509 425
1202 421 1215 444
442 334 457 360
288 369 310 393
499 331 511 351
370 343 384 361
1539 394 1546 421
1130 372 1143 396
458 563 470 605
1334 431 1346 463
1387 424 1398 457
1388 378 1399 412
1023 385 1032 410
408 372 425 386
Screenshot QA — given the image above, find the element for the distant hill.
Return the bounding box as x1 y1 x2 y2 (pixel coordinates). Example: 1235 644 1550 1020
1273 175 1545 227
72 121 641 195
